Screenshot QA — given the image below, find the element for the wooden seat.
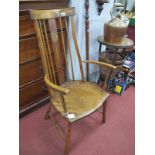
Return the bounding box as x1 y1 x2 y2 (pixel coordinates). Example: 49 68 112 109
30 7 117 155
52 81 109 122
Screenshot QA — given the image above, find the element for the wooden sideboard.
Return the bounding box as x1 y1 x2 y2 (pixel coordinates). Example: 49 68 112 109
19 0 69 116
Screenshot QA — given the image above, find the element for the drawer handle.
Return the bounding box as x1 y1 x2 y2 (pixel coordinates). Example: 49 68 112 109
39 66 43 71
42 86 48 92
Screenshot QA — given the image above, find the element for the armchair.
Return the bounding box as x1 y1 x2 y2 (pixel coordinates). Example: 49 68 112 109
30 7 116 155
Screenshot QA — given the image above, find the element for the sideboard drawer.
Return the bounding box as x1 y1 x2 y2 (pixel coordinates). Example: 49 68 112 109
19 14 66 37
20 59 43 86
19 80 48 109
19 36 40 63
20 15 35 37
19 31 66 64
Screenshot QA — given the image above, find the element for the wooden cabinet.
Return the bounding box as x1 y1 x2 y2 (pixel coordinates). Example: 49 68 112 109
19 0 69 116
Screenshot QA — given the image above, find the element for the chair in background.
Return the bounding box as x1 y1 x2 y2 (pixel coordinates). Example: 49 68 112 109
30 7 116 155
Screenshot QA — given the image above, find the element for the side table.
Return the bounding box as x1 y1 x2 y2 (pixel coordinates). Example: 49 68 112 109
97 35 134 90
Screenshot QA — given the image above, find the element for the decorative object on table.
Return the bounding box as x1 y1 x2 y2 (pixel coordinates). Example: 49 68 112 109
104 4 129 44
85 0 90 81
30 7 117 155
96 0 109 15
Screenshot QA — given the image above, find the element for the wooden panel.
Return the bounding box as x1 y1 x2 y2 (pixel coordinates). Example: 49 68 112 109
19 15 35 36
20 53 65 88
20 36 40 63
19 31 66 64
20 59 43 86
19 80 48 109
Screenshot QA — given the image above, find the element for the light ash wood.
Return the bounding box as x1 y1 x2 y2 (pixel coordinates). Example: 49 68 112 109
64 17 75 80
45 74 69 94
71 16 85 81
30 7 113 155
30 7 75 20
51 80 109 123
82 60 117 69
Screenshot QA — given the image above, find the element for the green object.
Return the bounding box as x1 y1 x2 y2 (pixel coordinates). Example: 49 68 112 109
129 16 135 26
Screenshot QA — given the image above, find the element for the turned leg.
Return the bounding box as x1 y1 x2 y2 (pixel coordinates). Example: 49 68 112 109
64 123 72 155
44 103 52 120
102 99 107 123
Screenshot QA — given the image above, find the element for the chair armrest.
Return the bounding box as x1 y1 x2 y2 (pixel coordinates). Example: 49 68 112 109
82 60 117 69
44 74 69 95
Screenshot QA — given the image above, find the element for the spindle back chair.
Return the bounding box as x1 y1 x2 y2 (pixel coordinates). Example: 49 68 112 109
30 7 116 155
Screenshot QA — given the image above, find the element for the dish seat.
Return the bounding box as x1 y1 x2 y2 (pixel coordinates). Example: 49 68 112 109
52 81 109 122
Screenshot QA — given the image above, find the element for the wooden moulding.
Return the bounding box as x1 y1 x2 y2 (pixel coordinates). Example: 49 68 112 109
30 7 75 20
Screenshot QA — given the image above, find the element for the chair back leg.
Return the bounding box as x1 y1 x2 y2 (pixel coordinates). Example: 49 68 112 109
64 123 72 155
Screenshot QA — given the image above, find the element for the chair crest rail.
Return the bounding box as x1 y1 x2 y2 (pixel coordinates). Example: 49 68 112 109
30 7 75 20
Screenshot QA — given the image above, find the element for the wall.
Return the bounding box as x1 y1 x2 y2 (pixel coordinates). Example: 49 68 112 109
68 0 114 81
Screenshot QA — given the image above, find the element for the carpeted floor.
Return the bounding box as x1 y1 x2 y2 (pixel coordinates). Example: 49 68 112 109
20 86 135 155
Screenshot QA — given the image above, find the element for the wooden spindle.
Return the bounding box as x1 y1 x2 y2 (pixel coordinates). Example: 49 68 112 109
33 20 49 75
34 20 54 95
48 19 65 84
42 19 57 83
38 20 53 82
71 16 84 81
59 18 70 81
64 17 75 81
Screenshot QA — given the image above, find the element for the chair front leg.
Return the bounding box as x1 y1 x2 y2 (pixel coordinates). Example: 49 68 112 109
64 122 72 155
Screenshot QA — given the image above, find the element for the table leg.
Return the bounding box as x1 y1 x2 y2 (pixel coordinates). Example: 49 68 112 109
99 43 102 54
97 43 102 85
112 48 118 65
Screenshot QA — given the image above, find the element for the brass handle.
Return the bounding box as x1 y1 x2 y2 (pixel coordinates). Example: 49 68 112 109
42 86 48 92
39 66 43 71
